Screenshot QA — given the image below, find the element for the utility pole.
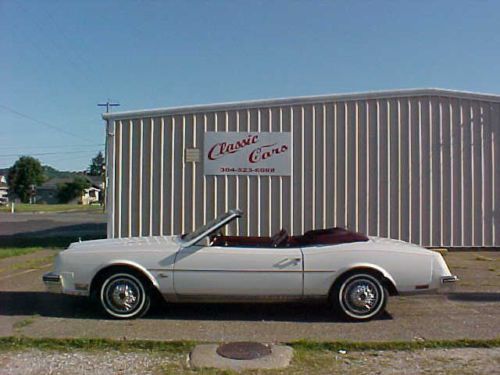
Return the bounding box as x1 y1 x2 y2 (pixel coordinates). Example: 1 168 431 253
98 100 120 113
98 100 120 216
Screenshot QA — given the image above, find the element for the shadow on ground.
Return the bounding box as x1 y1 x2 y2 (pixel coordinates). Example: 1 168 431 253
0 292 98 319
446 292 500 302
0 291 394 323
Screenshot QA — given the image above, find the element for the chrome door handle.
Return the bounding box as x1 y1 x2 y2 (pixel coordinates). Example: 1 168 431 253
274 258 301 269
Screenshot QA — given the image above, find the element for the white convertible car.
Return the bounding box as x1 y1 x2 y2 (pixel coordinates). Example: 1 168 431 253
43 209 457 321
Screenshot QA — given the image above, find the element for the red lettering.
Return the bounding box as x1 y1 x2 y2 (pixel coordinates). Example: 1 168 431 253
248 144 288 164
208 134 259 160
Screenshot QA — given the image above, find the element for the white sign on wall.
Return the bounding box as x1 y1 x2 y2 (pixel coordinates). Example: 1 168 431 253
204 132 291 176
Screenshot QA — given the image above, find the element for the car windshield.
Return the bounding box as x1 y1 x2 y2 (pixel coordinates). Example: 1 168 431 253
181 209 241 243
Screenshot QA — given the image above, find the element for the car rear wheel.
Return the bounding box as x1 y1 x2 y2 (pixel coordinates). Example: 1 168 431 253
99 272 151 319
332 273 388 321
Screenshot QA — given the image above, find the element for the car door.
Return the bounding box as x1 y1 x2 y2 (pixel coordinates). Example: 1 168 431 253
173 244 303 299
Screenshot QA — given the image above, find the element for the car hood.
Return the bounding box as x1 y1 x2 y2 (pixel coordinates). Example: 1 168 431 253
67 236 180 253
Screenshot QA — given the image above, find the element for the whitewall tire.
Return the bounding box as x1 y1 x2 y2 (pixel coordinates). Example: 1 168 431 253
99 272 151 319
332 273 388 321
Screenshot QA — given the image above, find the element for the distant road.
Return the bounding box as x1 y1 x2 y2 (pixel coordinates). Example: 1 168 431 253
0 212 106 237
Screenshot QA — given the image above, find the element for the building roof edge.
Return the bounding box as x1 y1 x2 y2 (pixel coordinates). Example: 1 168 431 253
102 88 500 121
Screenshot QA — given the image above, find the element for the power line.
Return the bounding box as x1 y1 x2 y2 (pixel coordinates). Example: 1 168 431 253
0 150 101 158
0 143 104 150
16 2 99 89
37 5 100 81
0 104 94 142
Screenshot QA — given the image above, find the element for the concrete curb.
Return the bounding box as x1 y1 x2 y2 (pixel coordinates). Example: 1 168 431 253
189 344 293 371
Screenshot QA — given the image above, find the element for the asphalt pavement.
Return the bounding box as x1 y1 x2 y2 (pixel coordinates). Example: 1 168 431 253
0 250 499 342
0 211 106 237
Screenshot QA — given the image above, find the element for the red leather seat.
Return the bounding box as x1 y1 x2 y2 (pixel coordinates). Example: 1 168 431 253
289 227 368 247
211 227 368 248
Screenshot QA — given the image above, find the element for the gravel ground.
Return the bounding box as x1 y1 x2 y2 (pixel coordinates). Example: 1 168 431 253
0 347 499 374
330 348 500 375
0 349 175 375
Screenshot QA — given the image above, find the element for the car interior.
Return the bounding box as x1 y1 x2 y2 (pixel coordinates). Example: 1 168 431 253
210 227 369 248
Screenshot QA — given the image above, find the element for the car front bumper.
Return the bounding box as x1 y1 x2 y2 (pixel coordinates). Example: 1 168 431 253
42 272 62 293
42 271 89 296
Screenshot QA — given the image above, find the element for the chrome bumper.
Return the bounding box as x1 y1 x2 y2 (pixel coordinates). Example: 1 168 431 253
42 272 62 293
441 275 459 284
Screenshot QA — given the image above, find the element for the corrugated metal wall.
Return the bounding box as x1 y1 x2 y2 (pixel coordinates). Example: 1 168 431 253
106 92 500 247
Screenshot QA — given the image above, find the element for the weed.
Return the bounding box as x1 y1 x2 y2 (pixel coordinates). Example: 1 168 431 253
475 255 495 262
13 316 37 330
11 254 58 271
0 248 44 260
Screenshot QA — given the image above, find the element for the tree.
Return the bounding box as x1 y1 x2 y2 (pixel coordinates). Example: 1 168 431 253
88 151 105 176
57 176 91 203
7 156 45 203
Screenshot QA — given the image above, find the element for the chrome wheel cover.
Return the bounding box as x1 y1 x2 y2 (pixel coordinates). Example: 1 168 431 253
339 274 384 319
100 273 146 318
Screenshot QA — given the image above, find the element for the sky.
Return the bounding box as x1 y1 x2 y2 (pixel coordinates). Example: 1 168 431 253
1 0 499 171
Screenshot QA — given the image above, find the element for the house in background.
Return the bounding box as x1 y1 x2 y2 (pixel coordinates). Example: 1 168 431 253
36 176 102 205
81 187 100 205
36 177 73 204
0 175 8 205
85 175 105 191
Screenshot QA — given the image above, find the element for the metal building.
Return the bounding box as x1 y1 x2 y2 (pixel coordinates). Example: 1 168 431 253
103 88 500 248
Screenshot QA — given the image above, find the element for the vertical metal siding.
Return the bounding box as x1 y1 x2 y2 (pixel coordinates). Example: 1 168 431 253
107 95 500 247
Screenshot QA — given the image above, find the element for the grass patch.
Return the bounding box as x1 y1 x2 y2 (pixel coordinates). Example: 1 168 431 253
288 338 500 352
0 337 196 353
0 337 498 354
0 247 43 260
11 254 58 270
0 204 104 213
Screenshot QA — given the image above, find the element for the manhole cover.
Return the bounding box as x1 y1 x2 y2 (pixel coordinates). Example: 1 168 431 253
216 342 272 360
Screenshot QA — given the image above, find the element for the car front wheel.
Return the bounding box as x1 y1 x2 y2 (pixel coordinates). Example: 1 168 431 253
332 273 388 321
99 272 151 319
